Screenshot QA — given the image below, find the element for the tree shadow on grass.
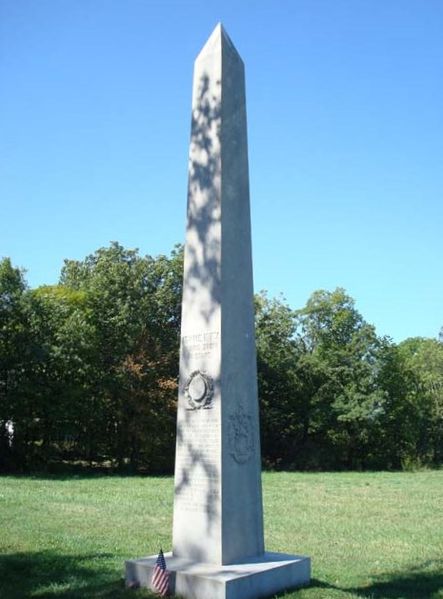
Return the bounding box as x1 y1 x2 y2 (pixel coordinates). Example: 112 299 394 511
2 462 148 480
3 468 170 482
0 550 155 599
309 559 443 599
2 552 441 599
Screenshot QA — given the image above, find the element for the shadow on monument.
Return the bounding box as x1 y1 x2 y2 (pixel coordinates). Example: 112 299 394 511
174 434 219 537
173 69 223 539
182 71 222 323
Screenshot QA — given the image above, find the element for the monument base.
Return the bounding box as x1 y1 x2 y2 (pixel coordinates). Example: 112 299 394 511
125 551 310 599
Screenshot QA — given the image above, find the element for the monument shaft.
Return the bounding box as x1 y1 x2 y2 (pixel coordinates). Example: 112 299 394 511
172 24 264 566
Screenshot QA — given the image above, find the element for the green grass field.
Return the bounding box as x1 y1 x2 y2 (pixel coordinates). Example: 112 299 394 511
0 471 442 598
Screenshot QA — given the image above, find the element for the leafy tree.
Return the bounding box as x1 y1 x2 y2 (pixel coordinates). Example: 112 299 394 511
2 245 442 473
0 258 30 468
26 285 97 464
59 242 183 471
0 258 27 401
1 245 184 473
295 288 394 469
255 292 306 468
397 337 443 465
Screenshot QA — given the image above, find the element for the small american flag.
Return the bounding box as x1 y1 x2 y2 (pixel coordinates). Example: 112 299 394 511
151 548 169 596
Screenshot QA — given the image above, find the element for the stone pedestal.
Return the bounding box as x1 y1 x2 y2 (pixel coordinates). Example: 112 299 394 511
126 552 310 599
125 23 311 598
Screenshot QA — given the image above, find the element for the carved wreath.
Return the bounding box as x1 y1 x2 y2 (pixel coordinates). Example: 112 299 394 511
184 370 214 410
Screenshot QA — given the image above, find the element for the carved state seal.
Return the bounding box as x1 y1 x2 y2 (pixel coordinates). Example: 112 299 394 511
228 406 254 464
184 370 214 409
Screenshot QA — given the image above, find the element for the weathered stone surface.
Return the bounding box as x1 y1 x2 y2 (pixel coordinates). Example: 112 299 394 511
125 23 311 598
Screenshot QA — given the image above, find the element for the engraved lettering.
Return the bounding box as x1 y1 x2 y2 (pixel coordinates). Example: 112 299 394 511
175 414 220 513
182 330 220 358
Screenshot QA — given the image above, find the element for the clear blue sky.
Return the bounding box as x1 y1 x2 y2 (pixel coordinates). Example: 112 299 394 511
1 1 442 343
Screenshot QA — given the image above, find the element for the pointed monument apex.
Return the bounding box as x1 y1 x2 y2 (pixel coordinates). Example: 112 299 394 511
126 25 311 599
196 22 242 63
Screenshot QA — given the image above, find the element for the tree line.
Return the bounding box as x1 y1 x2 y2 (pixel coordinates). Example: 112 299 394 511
1 243 442 473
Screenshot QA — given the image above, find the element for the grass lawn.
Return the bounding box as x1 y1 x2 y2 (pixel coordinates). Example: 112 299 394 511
0 471 442 598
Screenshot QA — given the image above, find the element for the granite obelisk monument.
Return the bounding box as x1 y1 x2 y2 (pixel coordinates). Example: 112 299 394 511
172 20 265 566
126 24 310 598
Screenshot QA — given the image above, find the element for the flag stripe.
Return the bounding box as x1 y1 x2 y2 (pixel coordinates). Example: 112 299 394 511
151 549 169 596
